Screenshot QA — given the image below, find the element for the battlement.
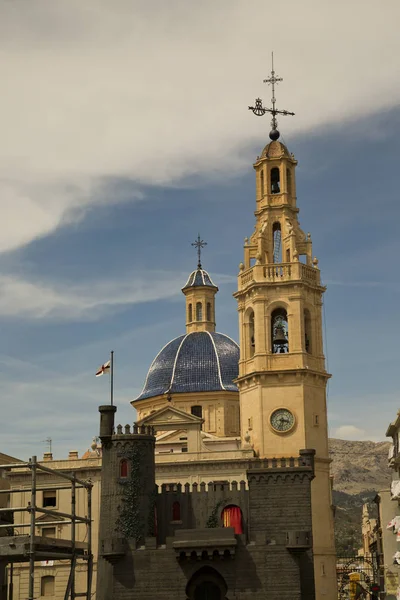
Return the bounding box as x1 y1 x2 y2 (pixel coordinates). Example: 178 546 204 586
248 449 315 472
160 480 247 493
114 423 155 437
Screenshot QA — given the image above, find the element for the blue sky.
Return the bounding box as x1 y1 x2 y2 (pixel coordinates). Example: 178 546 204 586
0 1 399 459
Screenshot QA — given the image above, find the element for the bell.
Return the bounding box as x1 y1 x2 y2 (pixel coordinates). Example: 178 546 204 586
273 322 287 347
271 182 280 194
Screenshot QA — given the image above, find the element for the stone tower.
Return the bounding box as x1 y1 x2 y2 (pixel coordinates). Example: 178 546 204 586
97 405 156 600
234 139 337 598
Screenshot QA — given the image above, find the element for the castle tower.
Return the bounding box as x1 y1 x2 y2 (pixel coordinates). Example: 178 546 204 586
97 405 156 600
235 66 337 599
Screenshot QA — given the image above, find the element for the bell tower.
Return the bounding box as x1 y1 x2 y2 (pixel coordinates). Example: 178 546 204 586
235 59 337 600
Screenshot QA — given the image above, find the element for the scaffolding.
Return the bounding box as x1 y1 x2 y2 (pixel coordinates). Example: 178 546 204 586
0 455 93 600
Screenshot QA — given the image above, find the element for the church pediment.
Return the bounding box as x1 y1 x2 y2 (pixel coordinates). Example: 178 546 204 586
36 513 66 523
137 406 203 430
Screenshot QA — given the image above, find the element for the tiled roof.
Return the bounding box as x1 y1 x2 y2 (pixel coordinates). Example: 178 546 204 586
182 268 217 289
134 331 239 401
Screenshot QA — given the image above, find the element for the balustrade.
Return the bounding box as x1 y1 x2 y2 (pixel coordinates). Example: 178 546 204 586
239 262 320 289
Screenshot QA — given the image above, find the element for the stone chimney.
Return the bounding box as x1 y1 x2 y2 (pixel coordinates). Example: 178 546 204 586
43 452 53 461
68 450 79 460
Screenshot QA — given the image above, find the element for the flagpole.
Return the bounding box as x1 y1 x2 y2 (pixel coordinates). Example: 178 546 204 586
110 350 114 406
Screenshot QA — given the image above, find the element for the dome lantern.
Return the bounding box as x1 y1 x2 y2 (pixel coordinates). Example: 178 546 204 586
182 236 218 333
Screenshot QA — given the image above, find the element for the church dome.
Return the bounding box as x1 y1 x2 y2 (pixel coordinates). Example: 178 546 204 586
134 331 239 401
261 140 291 159
182 268 217 290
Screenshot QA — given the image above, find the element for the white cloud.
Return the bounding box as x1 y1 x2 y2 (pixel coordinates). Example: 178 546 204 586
0 0 400 252
0 270 235 320
333 425 367 440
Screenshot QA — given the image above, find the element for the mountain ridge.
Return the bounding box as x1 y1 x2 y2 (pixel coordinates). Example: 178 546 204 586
328 437 392 553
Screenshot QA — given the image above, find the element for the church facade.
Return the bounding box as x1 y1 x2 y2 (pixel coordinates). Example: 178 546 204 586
97 128 337 597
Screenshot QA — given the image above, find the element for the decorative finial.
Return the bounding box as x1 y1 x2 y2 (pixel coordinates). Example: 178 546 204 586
191 234 207 269
248 52 295 141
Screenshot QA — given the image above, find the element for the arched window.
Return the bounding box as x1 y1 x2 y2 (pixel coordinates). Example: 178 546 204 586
272 222 282 264
286 167 292 195
120 459 128 478
41 576 55 597
271 308 289 354
188 303 193 322
206 302 211 321
172 501 181 521
260 169 264 197
191 405 202 419
304 309 312 354
196 302 202 321
222 505 243 534
271 167 280 194
247 310 255 358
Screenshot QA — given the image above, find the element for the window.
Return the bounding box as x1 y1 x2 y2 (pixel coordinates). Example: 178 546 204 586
191 405 202 419
222 505 243 534
271 167 280 194
286 167 292 194
42 491 56 508
120 459 128 478
304 309 312 354
272 222 282 264
286 248 290 263
260 169 264 197
41 575 55 597
206 302 211 321
247 310 255 358
188 303 193 322
196 302 202 321
41 527 56 539
172 501 181 521
271 308 289 354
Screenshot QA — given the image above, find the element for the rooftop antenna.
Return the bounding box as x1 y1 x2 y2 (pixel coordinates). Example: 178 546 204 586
191 234 207 269
248 52 295 141
42 437 52 454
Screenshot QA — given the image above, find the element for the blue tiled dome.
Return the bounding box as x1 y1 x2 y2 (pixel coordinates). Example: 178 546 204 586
134 331 239 401
182 268 217 289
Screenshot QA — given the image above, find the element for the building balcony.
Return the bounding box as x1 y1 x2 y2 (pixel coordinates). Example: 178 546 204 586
286 530 312 551
238 262 321 292
172 527 237 560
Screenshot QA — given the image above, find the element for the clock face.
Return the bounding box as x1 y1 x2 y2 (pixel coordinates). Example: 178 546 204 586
270 408 295 433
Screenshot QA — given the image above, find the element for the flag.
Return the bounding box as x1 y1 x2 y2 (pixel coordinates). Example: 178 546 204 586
96 360 111 377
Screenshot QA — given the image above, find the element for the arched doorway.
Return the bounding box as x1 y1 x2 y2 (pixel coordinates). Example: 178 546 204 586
194 580 221 600
186 567 227 600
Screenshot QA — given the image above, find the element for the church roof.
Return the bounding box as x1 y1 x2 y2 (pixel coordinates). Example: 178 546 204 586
134 331 239 401
182 268 217 290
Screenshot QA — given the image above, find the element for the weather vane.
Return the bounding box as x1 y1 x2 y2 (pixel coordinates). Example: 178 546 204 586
191 234 207 269
248 52 295 141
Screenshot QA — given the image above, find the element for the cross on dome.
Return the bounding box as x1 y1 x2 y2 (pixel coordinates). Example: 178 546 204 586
191 234 207 269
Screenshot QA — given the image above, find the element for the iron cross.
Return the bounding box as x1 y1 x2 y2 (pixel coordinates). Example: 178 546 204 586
248 52 295 140
191 234 207 269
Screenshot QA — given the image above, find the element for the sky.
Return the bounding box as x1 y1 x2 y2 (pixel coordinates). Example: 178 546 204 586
0 0 400 459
